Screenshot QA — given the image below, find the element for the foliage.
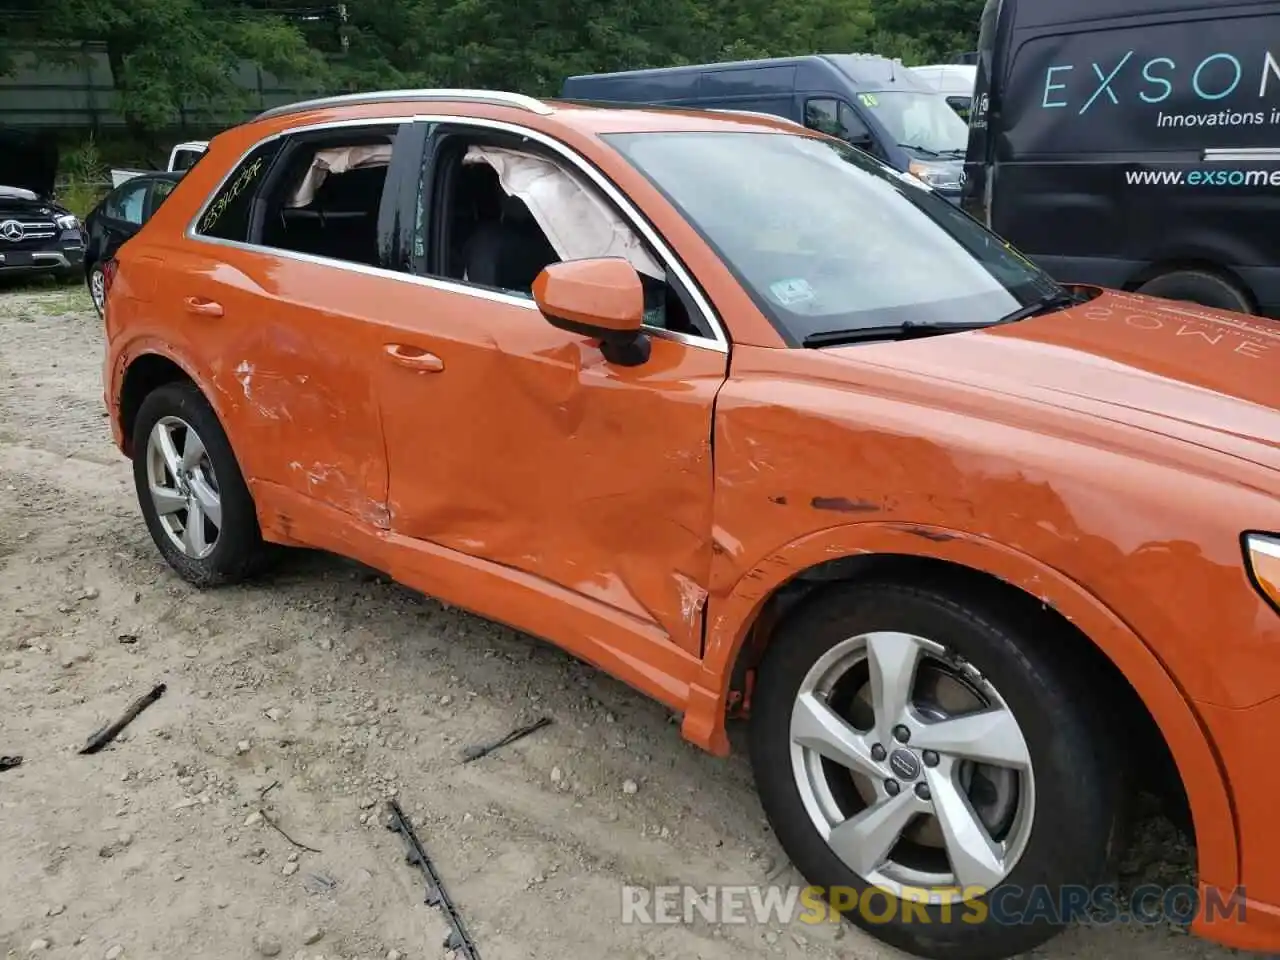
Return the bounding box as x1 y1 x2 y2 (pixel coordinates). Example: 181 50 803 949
1 0 985 132
54 134 110 217
868 0 983 63
3 0 327 131
56 180 108 219
59 133 108 184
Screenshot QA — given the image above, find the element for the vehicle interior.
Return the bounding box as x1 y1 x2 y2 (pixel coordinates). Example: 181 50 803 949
447 159 559 290
425 132 708 338
257 130 395 267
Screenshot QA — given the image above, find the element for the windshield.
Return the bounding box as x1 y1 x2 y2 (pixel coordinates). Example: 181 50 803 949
603 130 1063 343
856 91 969 155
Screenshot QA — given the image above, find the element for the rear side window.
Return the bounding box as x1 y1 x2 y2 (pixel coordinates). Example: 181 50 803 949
195 140 283 242
1005 12 1280 155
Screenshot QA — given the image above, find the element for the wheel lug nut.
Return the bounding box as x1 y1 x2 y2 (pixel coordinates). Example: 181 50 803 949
915 782 931 801
893 724 911 743
870 744 887 762
922 750 939 767
884 779 900 796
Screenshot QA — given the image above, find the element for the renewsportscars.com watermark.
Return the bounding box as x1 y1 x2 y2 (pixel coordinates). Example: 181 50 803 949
621 883 1247 928
1126 167 1280 188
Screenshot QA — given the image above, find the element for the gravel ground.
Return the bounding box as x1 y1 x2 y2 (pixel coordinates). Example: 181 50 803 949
0 281 1242 960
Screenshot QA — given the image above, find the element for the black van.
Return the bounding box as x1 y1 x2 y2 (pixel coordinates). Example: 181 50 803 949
561 55 971 201
963 0 1280 317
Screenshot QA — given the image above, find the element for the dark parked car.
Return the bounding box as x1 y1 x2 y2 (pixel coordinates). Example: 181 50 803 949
83 171 182 314
0 131 85 283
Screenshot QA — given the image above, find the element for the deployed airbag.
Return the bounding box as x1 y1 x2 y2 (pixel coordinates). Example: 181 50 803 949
463 145 664 280
289 144 393 207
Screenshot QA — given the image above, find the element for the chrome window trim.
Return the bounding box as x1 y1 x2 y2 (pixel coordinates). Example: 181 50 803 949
185 114 729 353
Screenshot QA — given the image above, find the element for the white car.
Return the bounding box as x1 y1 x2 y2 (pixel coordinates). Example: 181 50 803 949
910 64 977 119
110 141 208 188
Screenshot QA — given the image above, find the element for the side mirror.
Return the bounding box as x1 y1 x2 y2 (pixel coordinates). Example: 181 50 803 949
532 257 650 366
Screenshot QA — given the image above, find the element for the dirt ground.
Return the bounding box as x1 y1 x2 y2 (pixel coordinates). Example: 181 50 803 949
0 282 1244 960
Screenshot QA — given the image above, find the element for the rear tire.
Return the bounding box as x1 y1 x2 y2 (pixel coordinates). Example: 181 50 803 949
132 381 266 586
749 582 1121 960
1136 269 1252 314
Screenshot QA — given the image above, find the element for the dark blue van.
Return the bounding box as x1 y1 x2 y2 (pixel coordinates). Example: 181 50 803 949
560 54 970 200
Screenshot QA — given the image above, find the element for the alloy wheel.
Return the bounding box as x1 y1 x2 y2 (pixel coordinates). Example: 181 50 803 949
789 630 1036 901
145 415 222 560
89 266 106 314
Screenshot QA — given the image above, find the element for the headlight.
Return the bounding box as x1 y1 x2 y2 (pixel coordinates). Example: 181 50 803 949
1243 533 1280 613
908 161 962 191
55 213 79 231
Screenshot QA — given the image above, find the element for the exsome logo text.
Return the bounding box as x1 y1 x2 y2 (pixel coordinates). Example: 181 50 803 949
1041 49 1280 115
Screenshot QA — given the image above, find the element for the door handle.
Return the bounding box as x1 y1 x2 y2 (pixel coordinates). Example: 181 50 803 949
383 343 444 372
183 297 223 318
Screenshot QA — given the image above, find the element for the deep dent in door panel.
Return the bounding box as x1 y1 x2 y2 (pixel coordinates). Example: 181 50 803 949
394 340 716 639
375 280 721 654
186 252 390 526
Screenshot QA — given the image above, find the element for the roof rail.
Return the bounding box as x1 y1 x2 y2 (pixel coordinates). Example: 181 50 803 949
255 89 553 121
708 108 806 128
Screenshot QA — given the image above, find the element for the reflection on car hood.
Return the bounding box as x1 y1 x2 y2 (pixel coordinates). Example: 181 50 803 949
828 289 1280 470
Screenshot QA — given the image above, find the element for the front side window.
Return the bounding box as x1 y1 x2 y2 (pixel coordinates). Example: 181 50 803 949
854 91 969 156
604 130 1062 343
416 133 711 339
947 96 973 120
147 178 177 217
804 99 872 146
194 140 283 242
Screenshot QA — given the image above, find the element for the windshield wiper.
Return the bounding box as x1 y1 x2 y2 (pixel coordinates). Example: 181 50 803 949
897 143 942 157
993 290 1083 326
802 320 992 348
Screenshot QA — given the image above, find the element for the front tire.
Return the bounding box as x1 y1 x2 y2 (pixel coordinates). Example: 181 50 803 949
132 381 266 586
749 582 1120 960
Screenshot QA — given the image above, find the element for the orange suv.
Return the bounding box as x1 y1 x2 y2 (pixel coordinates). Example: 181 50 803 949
101 90 1280 960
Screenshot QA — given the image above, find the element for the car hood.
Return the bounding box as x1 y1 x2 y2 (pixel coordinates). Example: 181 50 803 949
0 130 57 199
826 289 1280 471
0 191 62 219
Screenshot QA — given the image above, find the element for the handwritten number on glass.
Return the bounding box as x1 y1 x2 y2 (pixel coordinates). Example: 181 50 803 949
199 157 264 234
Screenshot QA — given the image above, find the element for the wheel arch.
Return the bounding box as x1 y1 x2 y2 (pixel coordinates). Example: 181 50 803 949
690 521 1239 890
116 348 204 457
1123 258 1257 312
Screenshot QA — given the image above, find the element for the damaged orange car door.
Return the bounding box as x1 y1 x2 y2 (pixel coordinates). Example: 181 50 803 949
373 124 729 656
152 128 412 523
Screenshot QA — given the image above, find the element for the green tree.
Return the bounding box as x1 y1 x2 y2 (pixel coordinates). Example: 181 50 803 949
0 0 980 136
331 0 878 95
3 0 328 133
867 0 984 63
